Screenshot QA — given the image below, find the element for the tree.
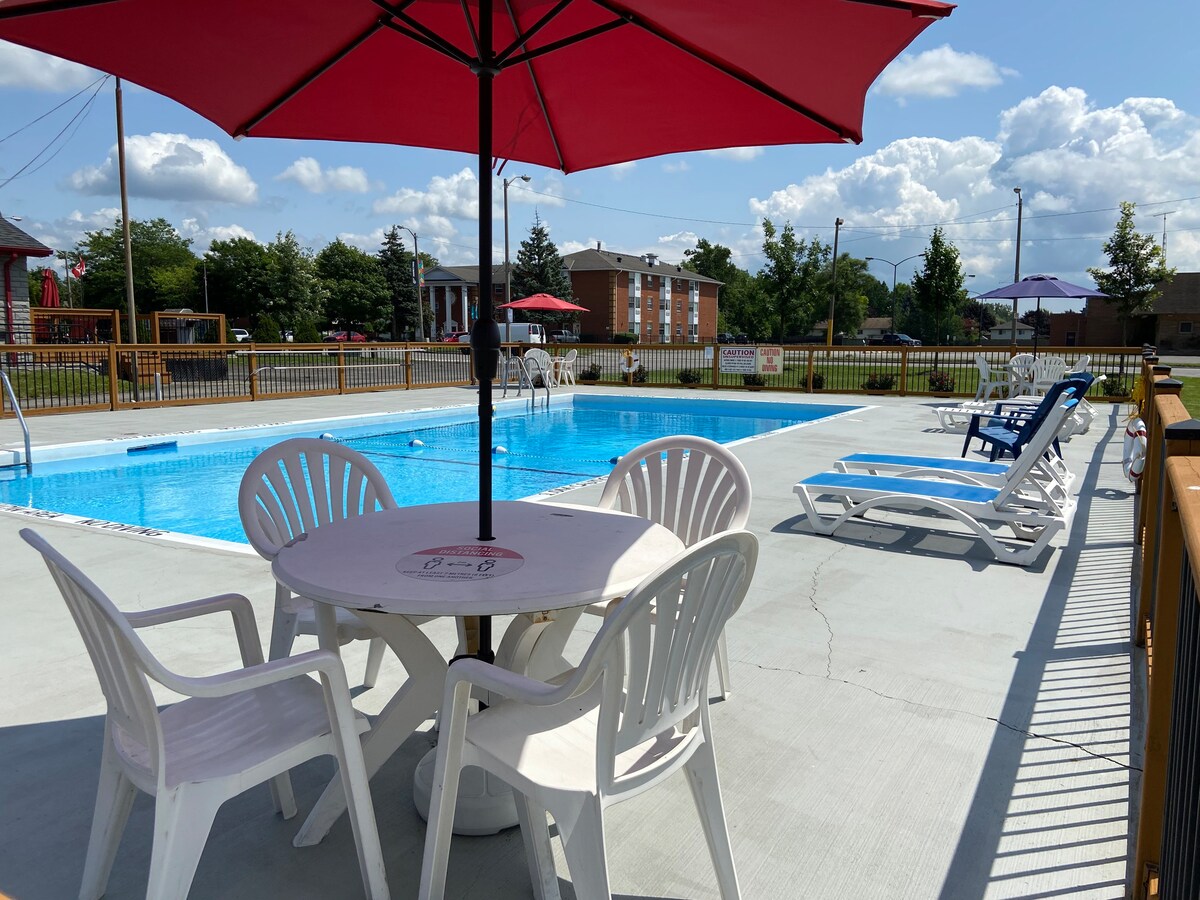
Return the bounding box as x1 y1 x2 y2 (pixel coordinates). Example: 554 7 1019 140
1087 201 1175 343
316 239 390 334
263 231 325 332
510 212 573 320
910 227 965 344
962 299 999 341
378 226 418 337
204 237 271 322
823 254 873 338
1020 307 1051 336
74 217 198 312
759 219 828 341
682 239 761 336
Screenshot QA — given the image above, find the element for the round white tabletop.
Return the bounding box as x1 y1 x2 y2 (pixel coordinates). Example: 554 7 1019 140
272 500 684 618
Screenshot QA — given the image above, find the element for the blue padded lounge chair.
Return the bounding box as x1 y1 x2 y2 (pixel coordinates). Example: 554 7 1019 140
793 397 1078 566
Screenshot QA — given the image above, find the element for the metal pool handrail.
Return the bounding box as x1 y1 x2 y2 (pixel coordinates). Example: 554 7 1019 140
0 370 32 472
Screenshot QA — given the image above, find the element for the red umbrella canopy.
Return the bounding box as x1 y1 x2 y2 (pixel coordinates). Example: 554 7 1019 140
40 267 61 308
498 293 588 312
0 0 952 173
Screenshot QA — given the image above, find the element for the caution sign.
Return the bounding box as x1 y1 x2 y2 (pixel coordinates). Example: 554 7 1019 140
758 346 782 375
718 346 757 374
397 544 525 582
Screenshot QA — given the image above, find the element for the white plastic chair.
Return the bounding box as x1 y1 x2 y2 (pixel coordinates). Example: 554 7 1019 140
419 530 759 900
523 347 557 387
588 435 752 700
1067 354 1091 375
973 354 1009 402
1006 353 1036 397
20 528 390 900
1028 355 1067 395
556 348 578 385
239 437 394 688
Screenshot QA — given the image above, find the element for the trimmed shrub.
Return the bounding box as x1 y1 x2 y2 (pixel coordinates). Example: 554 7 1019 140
677 368 704 384
632 364 648 383
810 371 825 390
928 369 956 392
1102 377 1129 396
743 373 766 387
579 362 602 381
612 332 639 344
253 314 281 344
862 372 897 391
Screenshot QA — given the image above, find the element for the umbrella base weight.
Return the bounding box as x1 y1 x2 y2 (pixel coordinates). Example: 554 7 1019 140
412 748 519 835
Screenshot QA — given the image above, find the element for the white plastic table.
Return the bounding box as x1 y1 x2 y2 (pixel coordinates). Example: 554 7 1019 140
272 499 684 841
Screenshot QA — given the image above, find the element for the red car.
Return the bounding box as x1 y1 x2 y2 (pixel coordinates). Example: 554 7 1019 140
323 330 367 343
441 331 469 343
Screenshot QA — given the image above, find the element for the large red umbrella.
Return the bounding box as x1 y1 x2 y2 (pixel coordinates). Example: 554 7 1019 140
498 293 588 312
40 268 61 308
0 0 952 547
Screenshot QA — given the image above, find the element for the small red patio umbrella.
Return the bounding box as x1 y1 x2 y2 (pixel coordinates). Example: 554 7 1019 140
40 268 61 308
0 0 953 547
497 293 588 312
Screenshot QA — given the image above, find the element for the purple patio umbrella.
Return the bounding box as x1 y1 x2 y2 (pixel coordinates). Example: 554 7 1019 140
977 274 1108 355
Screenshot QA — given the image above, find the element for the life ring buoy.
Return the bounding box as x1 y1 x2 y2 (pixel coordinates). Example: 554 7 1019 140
1122 417 1147 482
619 349 640 374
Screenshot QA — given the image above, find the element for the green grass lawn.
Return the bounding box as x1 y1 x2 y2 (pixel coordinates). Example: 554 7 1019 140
1175 376 1200 418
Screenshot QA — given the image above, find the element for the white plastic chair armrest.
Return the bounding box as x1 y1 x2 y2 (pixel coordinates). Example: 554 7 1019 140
147 648 355 701
444 658 577 707
126 593 265 667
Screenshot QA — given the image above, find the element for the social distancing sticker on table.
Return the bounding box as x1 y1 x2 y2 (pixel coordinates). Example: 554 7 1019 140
397 544 525 581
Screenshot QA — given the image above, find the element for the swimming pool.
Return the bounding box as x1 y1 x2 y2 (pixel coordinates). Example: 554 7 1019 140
0 395 859 545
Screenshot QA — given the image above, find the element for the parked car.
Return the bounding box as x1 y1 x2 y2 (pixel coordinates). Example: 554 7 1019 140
716 332 735 344
441 331 469 343
870 333 921 346
230 328 250 342
734 333 750 344
323 330 367 343
550 330 579 343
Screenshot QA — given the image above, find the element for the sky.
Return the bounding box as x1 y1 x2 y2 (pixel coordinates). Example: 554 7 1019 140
2 1 1199 314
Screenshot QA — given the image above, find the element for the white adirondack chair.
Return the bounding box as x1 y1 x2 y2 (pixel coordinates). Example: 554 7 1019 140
586 435 752 700
973 354 1010 401
239 437 394 687
419 530 759 900
20 528 389 900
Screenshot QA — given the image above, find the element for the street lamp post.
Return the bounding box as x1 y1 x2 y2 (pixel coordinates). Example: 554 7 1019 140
825 218 844 346
1012 187 1022 346
396 225 422 339
503 174 531 320
865 253 926 334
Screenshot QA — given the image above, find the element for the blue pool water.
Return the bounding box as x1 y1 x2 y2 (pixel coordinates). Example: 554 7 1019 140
1 395 857 544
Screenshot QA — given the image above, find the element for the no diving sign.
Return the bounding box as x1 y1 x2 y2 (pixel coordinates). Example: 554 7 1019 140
397 544 525 581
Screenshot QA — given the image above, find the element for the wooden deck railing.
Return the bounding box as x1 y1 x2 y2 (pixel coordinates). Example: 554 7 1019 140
1131 357 1200 900
1 341 1142 418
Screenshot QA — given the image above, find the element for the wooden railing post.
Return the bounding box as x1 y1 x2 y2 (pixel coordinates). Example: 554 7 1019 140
336 345 347 394
247 346 259 401
1134 428 1200 899
805 348 815 392
1137 379 1184 647
107 343 119 410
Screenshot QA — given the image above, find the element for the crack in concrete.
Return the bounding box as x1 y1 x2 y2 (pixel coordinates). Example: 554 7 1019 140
805 545 843 679
747 661 1141 772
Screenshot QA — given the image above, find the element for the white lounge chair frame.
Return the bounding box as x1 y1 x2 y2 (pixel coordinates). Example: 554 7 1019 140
794 400 1078 566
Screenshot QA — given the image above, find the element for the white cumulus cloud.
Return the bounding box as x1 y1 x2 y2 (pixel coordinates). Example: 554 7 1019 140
876 45 1013 100
68 133 258 204
373 168 480 220
0 41 101 90
180 218 256 251
276 157 369 194
703 147 765 162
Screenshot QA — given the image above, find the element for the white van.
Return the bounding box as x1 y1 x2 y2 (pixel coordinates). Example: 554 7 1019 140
456 322 546 344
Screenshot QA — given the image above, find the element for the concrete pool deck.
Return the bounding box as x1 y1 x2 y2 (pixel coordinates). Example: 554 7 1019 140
0 386 1140 899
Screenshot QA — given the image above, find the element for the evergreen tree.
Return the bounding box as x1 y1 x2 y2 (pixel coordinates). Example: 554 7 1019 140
910 227 965 344
378 226 418 337
1087 201 1175 343
511 212 573 307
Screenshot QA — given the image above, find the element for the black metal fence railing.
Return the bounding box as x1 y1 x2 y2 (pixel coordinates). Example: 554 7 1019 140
1161 546 1200 898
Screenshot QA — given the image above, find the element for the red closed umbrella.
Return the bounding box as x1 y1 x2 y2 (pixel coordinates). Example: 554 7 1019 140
0 0 952 544
40 268 61 308
498 293 588 312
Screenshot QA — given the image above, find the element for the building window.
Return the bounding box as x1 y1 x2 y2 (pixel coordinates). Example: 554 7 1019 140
1180 321 1193 334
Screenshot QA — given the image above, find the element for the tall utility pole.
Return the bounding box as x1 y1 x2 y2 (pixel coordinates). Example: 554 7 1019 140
1159 210 1178 264
503 174 531 310
825 218 844 346
116 77 136 346
397 225 421 339
1011 187 1022 346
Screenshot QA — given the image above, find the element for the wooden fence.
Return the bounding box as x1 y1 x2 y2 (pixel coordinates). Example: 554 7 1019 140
2 341 1141 418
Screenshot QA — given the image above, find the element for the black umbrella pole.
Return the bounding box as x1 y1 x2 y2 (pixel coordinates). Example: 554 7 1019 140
472 0 499 544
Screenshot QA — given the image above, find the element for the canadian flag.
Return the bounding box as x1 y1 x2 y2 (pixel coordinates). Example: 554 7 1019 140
70 257 86 279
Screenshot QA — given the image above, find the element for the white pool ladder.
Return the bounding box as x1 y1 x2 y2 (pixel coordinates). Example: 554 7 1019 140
0 369 32 472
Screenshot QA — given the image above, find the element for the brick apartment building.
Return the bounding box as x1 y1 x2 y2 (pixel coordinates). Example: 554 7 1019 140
1049 272 1199 350
421 247 721 343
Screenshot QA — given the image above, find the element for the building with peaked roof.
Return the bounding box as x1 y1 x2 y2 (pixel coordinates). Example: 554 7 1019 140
419 247 721 343
561 247 720 343
1 215 54 344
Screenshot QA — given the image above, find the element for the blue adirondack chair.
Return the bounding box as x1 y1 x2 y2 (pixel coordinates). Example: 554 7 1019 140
962 373 1094 461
